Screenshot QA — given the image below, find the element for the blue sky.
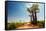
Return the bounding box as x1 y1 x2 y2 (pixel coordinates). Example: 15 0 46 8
7 2 44 22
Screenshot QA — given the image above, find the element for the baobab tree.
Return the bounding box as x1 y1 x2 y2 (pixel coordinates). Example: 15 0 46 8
27 3 39 25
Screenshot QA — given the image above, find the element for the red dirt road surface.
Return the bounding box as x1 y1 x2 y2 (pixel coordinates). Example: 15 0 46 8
16 23 39 29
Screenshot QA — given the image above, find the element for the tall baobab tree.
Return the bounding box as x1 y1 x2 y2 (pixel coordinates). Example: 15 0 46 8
27 3 39 25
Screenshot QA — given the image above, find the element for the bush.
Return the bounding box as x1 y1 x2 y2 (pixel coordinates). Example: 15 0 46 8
37 21 45 28
7 23 16 30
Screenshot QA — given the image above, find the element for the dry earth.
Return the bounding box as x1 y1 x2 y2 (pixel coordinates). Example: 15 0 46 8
16 23 39 29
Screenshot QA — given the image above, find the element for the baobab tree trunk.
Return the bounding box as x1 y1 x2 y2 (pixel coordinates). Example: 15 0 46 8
31 11 35 24
34 12 37 24
31 11 37 25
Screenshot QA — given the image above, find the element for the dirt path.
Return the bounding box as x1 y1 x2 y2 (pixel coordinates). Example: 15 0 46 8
16 23 39 29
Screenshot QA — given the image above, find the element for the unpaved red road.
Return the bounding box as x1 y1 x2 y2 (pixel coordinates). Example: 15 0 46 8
16 23 39 29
